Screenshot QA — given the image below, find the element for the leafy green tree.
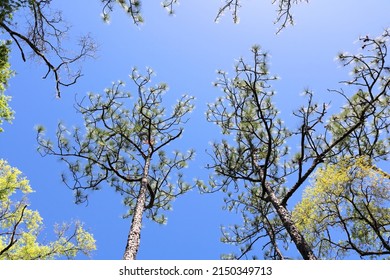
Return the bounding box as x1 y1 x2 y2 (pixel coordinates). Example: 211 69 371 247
0 159 96 259
293 156 390 259
0 0 96 97
1 5 96 258
37 67 195 260
202 29 389 259
0 40 13 133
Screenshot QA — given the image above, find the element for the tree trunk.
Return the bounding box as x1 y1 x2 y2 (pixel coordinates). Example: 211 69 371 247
123 156 151 260
265 184 317 260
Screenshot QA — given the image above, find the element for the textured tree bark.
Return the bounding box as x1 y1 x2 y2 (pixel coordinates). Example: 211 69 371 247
264 184 317 260
123 156 151 260
254 159 316 260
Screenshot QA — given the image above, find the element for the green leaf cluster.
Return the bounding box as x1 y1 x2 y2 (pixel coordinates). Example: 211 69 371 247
37 68 195 225
0 0 28 23
204 45 291 259
0 40 14 132
0 159 96 259
292 156 390 259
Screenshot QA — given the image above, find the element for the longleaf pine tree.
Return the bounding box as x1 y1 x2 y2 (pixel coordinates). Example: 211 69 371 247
37 67 195 260
202 30 390 260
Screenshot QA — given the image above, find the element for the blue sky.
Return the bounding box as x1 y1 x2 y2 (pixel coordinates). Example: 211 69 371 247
0 0 389 259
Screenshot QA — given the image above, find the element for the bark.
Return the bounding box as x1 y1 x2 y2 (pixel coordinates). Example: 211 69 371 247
264 183 317 260
123 155 151 260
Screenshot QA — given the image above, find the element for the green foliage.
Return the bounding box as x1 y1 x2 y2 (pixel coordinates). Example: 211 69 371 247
37 67 194 259
0 0 28 23
0 159 96 259
204 30 390 260
37 67 195 224
0 40 14 132
325 30 390 163
292 156 390 259
326 88 390 161
205 45 291 259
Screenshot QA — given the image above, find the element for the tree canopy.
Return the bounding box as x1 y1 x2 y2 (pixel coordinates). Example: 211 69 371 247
0 0 389 260
201 29 390 260
1 1 98 260
0 159 96 259
37 67 195 259
293 156 390 259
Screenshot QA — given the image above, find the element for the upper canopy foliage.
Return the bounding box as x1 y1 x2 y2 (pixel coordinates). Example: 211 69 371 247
203 29 390 259
293 156 390 259
0 159 96 260
1 0 389 260
37 67 195 225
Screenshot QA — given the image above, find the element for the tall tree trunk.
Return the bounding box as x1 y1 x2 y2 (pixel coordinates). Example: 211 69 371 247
123 156 151 260
264 184 317 260
254 160 316 260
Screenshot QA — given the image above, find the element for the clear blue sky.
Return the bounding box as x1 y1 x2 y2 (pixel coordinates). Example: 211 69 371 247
0 0 389 259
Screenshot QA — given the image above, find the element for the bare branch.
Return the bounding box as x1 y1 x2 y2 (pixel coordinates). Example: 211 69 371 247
1 1 96 97
0 205 27 256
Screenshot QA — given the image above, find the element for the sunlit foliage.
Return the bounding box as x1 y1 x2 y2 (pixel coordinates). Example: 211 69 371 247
203 30 390 259
37 67 195 259
0 159 96 259
293 156 390 259
0 40 14 133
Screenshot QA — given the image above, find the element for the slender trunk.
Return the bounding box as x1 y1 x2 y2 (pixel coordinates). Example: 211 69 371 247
123 156 151 260
265 184 317 260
